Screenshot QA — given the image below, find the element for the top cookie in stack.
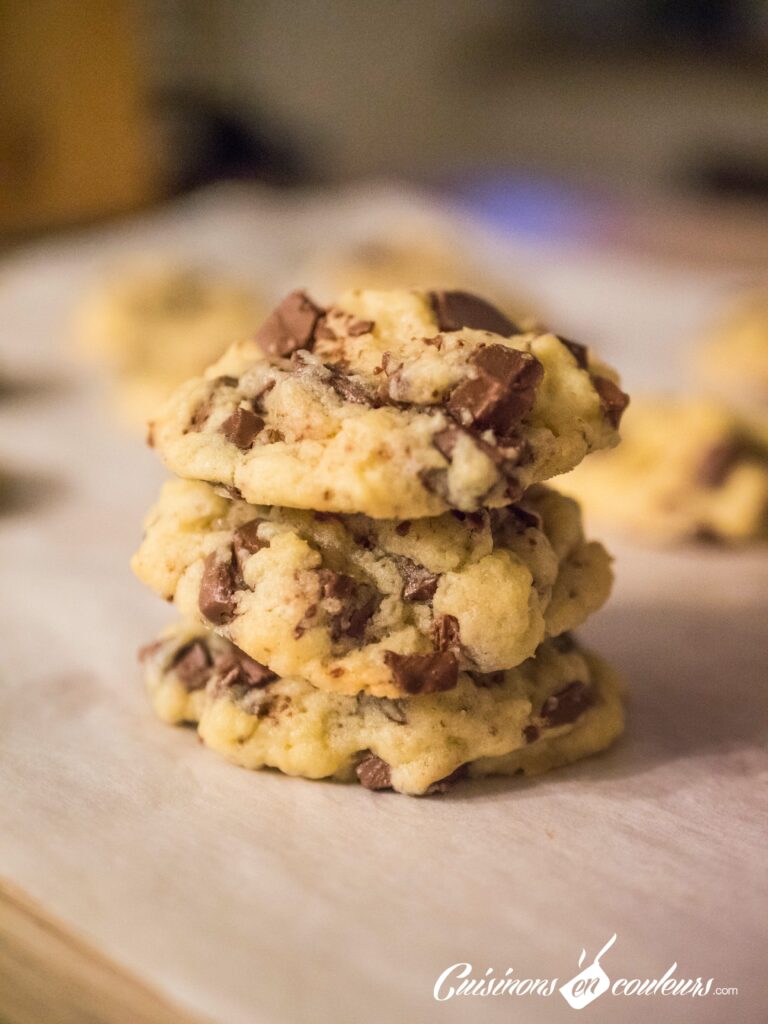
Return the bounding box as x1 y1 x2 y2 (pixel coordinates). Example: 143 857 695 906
147 289 627 518
134 288 629 795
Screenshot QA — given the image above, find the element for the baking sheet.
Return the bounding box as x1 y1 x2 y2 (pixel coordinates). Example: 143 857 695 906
1 185 766 1024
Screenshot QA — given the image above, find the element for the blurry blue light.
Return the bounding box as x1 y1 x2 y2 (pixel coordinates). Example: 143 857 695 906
449 175 604 242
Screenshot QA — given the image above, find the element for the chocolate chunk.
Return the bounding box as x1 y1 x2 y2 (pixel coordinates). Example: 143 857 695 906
507 504 542 530
696 440 740 488
229 648 276 688
356 692 408 724
433 614 461 653
425 763 468 795
419 466 451 502
233 518 266 554
451 509 486 529
347 319 374 337
470 670 505 688
558 337 589 369
380 351 402 376
523 724 540 743
330 370 377 406
356 753 392 791
394 556 440 602
318 569 357 602
187 397 213 432
220 407 264 449
384 650 458 695
317 569 378 641
592 376 629 428
447 345 543 435
198 551 239 625
429 291 519 335
254 290 324 357
171 639 213 691
293 603 318 639
314 322 336 341
433 424 461 461
434 424 528 497
540 681 594 727
551 632 576 653
252 693 290 720
395 521 411 536
490 504 541 540
232 518 267 575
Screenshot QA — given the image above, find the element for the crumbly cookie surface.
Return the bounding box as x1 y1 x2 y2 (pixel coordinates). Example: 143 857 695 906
141 622 625 796
557 396 768 544
132 479 613 697
75 264 262 422
149 289 628 518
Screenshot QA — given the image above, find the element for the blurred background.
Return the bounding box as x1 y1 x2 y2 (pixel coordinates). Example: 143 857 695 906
2 0 768 262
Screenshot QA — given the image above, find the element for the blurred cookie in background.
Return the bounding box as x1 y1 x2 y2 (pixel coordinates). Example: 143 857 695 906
303 226 540 330
74 263 264 426
556 396 768 545
695 287 768 407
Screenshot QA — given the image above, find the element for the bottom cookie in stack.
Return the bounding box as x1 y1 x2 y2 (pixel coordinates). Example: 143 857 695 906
140 622 625 796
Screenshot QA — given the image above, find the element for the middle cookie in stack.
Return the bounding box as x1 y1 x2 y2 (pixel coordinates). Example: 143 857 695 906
133 287 629 794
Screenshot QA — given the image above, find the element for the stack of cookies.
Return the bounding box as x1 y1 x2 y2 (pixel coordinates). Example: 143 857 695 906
133 288 629 795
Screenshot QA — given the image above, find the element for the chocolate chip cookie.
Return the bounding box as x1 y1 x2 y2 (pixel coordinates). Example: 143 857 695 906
141 621 625 796
148 289 628 518
132 479 613 697
557 396 768 544
75 263 263 424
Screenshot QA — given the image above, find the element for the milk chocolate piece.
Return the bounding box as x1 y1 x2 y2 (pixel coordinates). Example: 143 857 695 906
171 639 213 691
489 503 541 539
188 398 213 432
330 371 376 406
317 569 377 641
425 763 468 795
356 753 392 791
433 614 461 653
254 290 324 357
199 551 239 625
559 337 589 369
394 557 440 602
384 650 458 695
347 319 374 337
232 518 267 575
228 648 276 688
356 692 409 725
447 345 543 435
220 407 264 449
540 681 594 727
592 376 629 428
429 290 519 336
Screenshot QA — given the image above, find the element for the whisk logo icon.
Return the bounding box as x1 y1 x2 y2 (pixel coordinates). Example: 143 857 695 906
559 934 617 1009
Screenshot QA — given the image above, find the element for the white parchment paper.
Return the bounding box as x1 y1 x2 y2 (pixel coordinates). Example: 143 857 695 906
1 185 765 1024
